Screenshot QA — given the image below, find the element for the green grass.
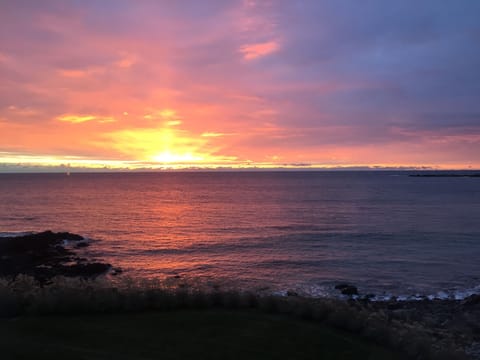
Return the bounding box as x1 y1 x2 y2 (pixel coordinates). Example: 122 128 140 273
0 309 402 360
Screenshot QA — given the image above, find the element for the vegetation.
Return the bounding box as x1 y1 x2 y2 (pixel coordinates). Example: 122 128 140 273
0 276 469 359
0 310 403 360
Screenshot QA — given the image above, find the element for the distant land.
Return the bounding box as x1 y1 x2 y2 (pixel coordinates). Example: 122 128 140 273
410 173 480 177
0 164 479 173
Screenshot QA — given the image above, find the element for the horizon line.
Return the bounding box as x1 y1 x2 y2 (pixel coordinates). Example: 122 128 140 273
1 167 479 174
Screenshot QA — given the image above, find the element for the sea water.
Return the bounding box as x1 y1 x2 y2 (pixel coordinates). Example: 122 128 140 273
1 171 479 299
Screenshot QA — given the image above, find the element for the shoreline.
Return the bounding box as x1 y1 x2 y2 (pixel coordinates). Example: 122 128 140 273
1 275 476 359
3 231 478 302
0 231 112 281
1 231 479 358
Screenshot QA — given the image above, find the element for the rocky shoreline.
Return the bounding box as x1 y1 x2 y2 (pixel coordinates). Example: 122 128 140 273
0 231 111 282
372 296 480 357
1 232 479 357
325 284 480 358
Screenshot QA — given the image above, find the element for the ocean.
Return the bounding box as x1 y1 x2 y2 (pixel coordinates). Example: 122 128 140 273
1 171 479 300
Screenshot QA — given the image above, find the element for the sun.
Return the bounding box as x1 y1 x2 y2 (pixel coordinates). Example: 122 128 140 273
151 151 204 164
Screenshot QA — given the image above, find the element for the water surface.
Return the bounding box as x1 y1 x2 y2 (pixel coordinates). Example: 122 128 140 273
1 171 479 299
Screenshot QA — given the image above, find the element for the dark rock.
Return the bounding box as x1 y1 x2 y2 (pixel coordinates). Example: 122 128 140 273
0 230 83 254
335 283 358 296
58 263 111 277
387 301 404 310
390 309 416 321
342 286 358 296
287 290 299 297
350 296 480 356
0 231 111 281
111 267 123 276
74 242 89 248
462 294 480 307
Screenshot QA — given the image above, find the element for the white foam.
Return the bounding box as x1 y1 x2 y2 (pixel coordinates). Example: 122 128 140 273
299 284 333 298
284 284 480 302
62 237 90 247
451 286 480 300
0 231 34 238
372 294 394 301
272 290 288 296
370 287 480 302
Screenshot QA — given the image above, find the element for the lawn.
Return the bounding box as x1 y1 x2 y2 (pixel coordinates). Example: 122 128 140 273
0 309 402 360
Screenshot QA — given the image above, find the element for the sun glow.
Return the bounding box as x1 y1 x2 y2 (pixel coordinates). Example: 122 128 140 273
152 151 204 163
102 125 219 167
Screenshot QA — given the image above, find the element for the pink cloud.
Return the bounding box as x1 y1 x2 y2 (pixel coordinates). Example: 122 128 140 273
240 40 280 60
0 1 479 170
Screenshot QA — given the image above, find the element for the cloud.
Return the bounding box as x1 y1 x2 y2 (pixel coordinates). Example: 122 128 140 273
57 114 116 124
58 67 105 78
166 120 182 126
0 52 9 63
0 0 479 169
115 52 137 68
201 132 226 137
240 40 280 60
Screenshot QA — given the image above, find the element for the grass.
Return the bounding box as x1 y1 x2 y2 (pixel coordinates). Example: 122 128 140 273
0 309 403 360
0 276 468 359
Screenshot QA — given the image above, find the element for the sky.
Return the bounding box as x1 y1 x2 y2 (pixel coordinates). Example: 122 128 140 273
1 0 480 171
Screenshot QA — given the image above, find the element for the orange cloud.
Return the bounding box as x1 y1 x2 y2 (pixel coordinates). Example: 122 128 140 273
1 1 479 171
166 120 182 126
57 114 116 124
0 52 9 63
143 109 182 122
201 132 226 137
240 40 280 60
58 67 105 78
115 53 137 68
7 105 38 117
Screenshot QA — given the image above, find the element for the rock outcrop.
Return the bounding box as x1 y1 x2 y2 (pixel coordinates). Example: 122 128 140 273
0 231 111 281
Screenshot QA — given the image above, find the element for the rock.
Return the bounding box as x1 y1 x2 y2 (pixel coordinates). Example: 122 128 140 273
74 242 89 248
0 230 83 253
390 309 416 321
287 290 299 297
111 267 123 276
0 231 111 281
59 263 111 277
462 294 480 307
341 287 358 296
387 302 403 310
335 283 358 296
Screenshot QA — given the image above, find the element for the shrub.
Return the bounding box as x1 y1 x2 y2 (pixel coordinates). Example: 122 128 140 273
0 275 468 359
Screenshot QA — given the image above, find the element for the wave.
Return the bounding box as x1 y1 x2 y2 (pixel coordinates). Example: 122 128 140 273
0 231 34 238
276 283 480 302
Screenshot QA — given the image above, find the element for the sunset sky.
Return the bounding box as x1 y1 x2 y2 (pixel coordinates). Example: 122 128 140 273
1 0 479 171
